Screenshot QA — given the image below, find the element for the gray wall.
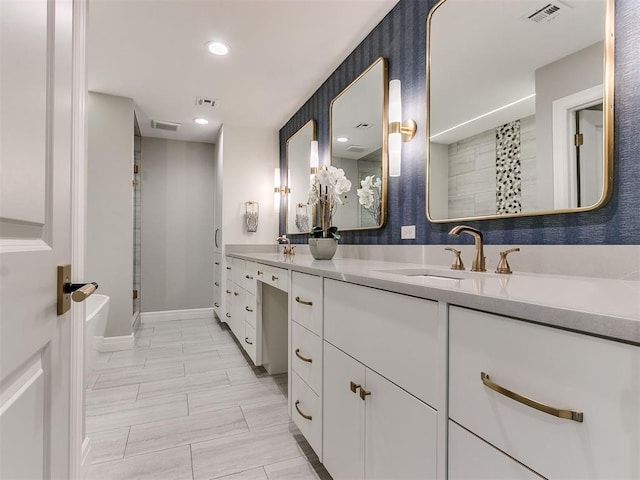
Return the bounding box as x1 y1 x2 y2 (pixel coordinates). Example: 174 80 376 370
87 92 134 337
140 137 215 312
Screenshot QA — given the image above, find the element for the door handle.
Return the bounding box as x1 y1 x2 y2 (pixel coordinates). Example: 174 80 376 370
57 264 99 315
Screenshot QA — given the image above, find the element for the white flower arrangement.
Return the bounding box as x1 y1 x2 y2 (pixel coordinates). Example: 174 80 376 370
308 166 352 238
357 175 382 224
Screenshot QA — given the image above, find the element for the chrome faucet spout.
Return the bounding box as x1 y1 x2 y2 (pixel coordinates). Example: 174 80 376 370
448 225 485 272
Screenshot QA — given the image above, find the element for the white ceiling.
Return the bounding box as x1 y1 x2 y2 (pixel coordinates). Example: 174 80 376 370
88 0 399 144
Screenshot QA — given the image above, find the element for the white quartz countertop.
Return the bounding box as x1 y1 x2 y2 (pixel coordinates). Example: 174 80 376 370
227 252 640 345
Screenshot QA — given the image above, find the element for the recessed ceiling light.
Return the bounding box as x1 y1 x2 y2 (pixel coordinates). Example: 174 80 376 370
206 41 229 56
194 118 209 125
337 137 349 143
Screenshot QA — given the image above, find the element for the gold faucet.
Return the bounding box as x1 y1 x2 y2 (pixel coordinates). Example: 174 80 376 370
448 225 485 272
276 236 295 256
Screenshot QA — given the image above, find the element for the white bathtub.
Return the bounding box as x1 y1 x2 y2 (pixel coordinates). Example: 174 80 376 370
84 294 110 387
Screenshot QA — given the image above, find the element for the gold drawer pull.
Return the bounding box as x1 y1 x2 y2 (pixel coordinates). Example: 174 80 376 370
226 290 232 294
481 372 583 423
214 282 220 287
295 296 313 306
272 275 279 281
295 348 312 363
359 388 371 401
257 270 263 275
226 266 231 270
226 313 231 318
350 381 361 394
245 306 253 312
244 337 253 345
245 274 254 280
214 302 220 308
295 400 312 421
234 291 239 296
215 262 220 265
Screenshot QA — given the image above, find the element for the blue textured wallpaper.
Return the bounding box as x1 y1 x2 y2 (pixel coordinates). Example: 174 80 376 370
279 0 640 245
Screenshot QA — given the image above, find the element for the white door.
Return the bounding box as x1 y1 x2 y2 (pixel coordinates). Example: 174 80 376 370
1 0 75 478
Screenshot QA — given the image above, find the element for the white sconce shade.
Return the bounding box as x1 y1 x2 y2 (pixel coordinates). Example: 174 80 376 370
389 132 402 177
389 79 402 124
310 140 319 171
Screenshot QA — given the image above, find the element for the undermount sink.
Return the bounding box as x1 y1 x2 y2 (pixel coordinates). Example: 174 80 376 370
376 267 497 281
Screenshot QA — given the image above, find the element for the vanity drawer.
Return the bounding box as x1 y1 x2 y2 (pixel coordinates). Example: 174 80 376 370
291 321 322 394
231 258 246 286
448 421 543 480
449 306 640 480
291 371 321 457
243 261 257 295
324 279 438 407
257 264 289 292
242 321 258 365
291 272 322 335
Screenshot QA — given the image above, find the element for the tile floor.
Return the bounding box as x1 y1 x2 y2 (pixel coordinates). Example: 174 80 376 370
86 315 331 480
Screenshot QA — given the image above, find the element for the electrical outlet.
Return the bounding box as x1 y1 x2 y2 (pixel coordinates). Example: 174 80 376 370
401 225 416 240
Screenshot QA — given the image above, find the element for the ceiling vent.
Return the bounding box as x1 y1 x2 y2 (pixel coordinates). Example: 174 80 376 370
527 3 562 23
346 145 367 153
354 122 372 129
150 120 180 132
195 96 216 107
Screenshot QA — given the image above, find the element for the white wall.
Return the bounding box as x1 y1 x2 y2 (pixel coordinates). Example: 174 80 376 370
535 41 603 210
87 92 134 337
221 125 279 246
140 137 215 312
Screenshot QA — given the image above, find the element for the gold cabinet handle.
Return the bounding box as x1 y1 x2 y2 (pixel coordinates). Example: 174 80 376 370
295 296 313 306
257 270 263 276
272 275 278 281
245 274 254 280
350 381 361 394
214 282 220 287
214 302 220 307
481 372 583 422
244 337 253 345
234 291 239 296
226 266 231 270
295 348 312 363
245 306 253 312
226 313 231 318
294 400 312 421
359 388 371 400
226 290 232 294
215 261 220 265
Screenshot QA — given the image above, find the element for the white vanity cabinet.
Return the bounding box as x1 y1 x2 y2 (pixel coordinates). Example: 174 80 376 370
449 306 640 480
213 253 222 318
322 279 439 480
289 272 323 458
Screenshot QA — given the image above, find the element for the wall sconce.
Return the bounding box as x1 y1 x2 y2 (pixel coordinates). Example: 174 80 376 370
388 79 416 177
245 201 259 232
273 168 290 212
310 140 319 174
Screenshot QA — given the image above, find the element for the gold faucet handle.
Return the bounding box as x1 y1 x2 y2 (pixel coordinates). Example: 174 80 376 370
445 247 465 271
495 248 520 274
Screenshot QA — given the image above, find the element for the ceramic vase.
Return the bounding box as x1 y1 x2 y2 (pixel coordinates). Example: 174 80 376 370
309 237 338 260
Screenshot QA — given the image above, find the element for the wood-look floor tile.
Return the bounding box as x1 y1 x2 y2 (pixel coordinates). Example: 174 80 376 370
241 398 289 431
191 423 306 480
88 427 130 464
85 384 139 409
188 382 284 416
110 345 183 361
264 456 331 480
87 445 193 480
93 364 185 390
151 333 215 348
86 394 188 433
216 467 268 480
125 406 248 457
184 354 250 375
136 370 229 400
145 350 221 368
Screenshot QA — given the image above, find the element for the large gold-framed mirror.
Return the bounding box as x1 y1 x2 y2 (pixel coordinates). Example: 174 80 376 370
426 0 614 222
330 57 388 231
286 120 316 234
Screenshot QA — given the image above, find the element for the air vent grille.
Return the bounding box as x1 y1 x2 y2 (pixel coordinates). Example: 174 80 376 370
195 96 216 107
345 145 367 153
151 120 180 132
527 3 562 23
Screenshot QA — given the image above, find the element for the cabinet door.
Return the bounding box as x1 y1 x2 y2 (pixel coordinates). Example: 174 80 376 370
323 342 365 480
365 369 437 480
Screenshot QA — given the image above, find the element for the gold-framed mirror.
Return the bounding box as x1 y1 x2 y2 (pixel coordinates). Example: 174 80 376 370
426 0 614 223
286 119 316 235
330 57 388 231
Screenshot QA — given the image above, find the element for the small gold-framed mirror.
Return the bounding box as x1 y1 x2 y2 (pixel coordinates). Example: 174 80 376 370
286 119 316 234
330 57 388 231
426 0 614 222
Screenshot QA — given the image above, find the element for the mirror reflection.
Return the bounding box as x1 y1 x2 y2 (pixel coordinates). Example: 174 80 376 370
427 0 612 222
331 57 387 230
286 120 315 234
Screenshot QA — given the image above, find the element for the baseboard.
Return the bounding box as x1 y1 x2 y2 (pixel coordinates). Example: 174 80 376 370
96 334 134 352
80 437 92 479
140 307 214 324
